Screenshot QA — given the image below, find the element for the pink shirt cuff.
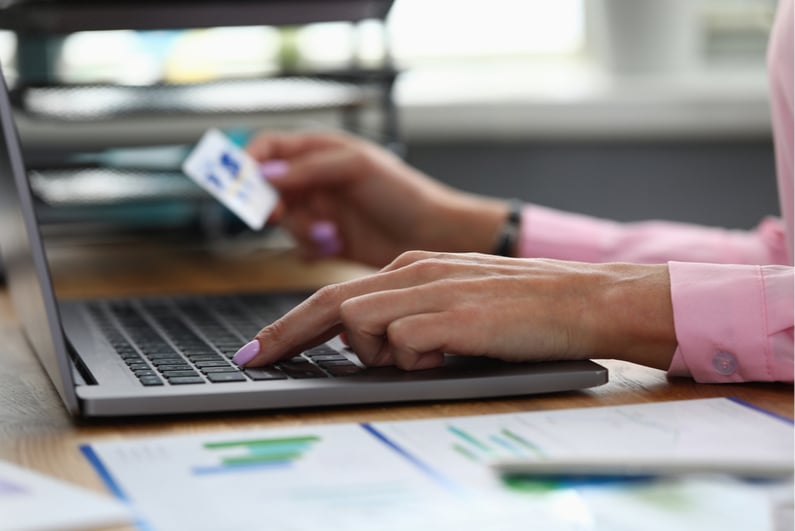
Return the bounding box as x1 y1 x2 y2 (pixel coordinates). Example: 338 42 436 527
668 261 794 383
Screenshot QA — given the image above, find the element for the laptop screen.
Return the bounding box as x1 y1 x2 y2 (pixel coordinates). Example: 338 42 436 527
0 65 79 413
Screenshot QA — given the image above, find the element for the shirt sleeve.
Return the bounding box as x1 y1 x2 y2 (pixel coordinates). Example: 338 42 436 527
518 204 789 266
668 262 794 383
517 205 794 383
513 0 794 385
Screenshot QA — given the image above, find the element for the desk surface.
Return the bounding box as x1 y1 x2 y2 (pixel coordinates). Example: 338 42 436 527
0 236 791 505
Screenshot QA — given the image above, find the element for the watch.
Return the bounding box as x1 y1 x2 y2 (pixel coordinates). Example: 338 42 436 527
492 199 523 257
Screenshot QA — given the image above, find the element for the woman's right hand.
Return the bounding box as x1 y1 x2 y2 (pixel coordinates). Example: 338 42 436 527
246 130 510 268
236 252 677 372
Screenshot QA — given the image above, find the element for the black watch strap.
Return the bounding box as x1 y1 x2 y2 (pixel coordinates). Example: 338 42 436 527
492 199 523 257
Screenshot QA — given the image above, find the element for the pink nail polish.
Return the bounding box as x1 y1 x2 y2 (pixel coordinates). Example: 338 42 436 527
310 221 342 257
233 340 260 366
260 160 289 180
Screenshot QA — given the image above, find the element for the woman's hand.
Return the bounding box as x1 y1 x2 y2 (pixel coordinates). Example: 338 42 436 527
246 130 509 267
236 252 677 371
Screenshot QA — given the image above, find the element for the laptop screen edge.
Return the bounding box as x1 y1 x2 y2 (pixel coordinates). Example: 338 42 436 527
0 63 80 415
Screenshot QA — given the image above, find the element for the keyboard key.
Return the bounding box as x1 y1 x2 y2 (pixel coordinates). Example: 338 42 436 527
277 358 313 369
139 376 164 386
194 360 232 368
141 344 175 352
319 358 356 365
304 346 339 357
213 340 243 348
310 355 350 363
150 358 186 365
206 372 247 383
146 352 182 360
127 363 151 371
324 364 364 376
244 368 287 381
133 370 158 378
148 359 186 367
180 345 215 357
278 365 328 379
167 376 205 385
201 366 241 374
186 354 224 362
155 364 193 372
162 370 200 378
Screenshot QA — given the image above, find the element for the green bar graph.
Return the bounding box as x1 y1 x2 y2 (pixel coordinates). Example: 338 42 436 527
501 429 545 457
447 426 491 453
452 443 481 463
193 434 321 476
203 435 320 450
221 452 304 466
448 425 545 461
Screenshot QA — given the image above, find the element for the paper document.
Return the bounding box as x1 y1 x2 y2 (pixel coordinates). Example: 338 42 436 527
0 459 131 531
83 398 793 531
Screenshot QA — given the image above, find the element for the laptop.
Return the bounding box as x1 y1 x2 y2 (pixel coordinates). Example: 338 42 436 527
0 67 608 418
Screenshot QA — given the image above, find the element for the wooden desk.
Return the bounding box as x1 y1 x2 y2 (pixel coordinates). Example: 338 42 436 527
1 237 792 508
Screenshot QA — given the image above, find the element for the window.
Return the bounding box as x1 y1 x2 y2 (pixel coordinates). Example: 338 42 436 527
387 0 584 65
0 0 776 87
0 31 16 81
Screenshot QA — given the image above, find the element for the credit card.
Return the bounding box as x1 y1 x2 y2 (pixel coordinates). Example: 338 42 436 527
182 129 278 230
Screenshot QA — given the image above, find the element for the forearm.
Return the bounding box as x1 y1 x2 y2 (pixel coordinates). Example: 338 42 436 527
519 204 790 266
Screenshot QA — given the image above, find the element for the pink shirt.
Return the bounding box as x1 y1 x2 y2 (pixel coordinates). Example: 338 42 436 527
518 0 794 383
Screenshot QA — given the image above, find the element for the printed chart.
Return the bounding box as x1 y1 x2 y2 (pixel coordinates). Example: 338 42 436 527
84 399 792 531
84 424 454 531
191 434 321 475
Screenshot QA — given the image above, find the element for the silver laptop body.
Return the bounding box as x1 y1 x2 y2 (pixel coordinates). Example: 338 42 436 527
0 65 607 418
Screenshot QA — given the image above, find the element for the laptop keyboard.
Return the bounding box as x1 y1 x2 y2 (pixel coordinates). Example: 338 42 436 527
86 295 364 386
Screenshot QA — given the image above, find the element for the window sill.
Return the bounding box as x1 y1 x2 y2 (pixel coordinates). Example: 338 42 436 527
14 59 771 149
395 59 772 142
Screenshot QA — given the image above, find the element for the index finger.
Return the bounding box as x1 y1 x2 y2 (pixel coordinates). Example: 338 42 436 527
245 130 351 162
240 267 419 367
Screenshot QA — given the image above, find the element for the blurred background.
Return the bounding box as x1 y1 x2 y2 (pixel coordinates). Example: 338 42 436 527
0 0 781 244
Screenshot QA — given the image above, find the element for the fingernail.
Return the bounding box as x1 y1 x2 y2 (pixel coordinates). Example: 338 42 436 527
233 339 260 366
260 160 289 181
310 221 342 257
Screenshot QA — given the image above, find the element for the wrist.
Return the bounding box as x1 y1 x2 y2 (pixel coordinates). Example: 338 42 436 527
432 193 513 254
589 263 677 370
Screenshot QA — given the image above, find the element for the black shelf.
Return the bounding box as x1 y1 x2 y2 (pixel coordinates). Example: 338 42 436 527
3 0 400 236
14 75 387 121
29 167 202 206
0 0 395 32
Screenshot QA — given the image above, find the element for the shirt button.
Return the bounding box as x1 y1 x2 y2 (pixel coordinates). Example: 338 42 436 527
712 351 738 376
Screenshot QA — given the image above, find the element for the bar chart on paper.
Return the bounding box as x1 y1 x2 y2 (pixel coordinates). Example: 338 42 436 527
83 424 451 531
192 434 320 475
372 418 550 489
371 398 795 489
447 425 546 463
81 400 792 531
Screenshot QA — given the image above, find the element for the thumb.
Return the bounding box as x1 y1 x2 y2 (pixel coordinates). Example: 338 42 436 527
265 147 365 194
